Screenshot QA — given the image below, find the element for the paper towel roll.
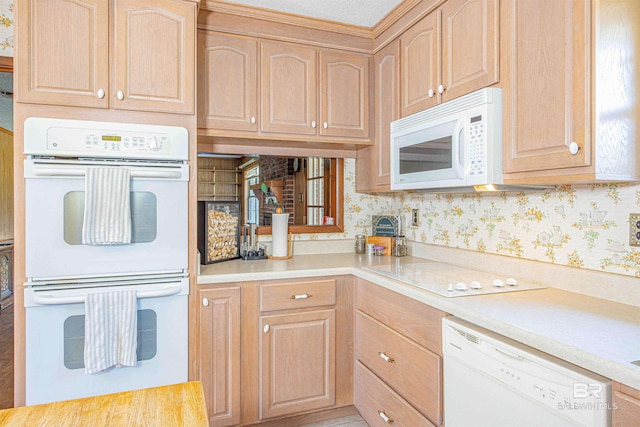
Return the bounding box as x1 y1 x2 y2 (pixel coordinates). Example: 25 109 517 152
272 213 289 257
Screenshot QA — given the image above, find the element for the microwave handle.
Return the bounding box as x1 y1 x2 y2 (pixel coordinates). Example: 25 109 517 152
452 118 465 179
32 167 182 180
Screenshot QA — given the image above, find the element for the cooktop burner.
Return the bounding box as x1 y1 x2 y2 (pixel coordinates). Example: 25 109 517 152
363 261 545 297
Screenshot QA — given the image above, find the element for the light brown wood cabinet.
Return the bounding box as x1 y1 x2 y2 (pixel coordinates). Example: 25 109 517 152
257 278 338 419
613 382 640 427
17 0 195 114
502 0 640 184
356 39 400 192
196 276 353 426
198 32 258 131
261 41 371 140
198 286 241 427
400 0 499 117
355 278 447 426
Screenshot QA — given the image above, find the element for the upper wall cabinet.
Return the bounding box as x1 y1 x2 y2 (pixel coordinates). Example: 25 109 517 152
198 31 258 131
17 0 196 114
356 40 400 193
260 40 371 140
198 35 371 143
260 41 318 136
400 0 499 117
502 0 640 184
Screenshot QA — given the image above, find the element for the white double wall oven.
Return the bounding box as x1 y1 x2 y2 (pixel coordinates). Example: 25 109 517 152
23 118 190 405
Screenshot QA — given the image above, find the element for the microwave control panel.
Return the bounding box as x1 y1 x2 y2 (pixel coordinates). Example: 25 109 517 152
467 115 485 177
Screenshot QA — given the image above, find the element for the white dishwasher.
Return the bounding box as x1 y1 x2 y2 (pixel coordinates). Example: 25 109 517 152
443 317 611 427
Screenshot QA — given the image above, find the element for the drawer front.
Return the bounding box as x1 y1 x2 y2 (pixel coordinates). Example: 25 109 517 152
355 361 436 427
356 311 442 425
357 278 447 354
260 279 336 312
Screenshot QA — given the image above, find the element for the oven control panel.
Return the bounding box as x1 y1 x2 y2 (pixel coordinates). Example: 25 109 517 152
49 128 171 155
24 117 189 161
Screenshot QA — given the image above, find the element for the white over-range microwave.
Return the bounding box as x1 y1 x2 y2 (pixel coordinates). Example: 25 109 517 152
391 88 503 191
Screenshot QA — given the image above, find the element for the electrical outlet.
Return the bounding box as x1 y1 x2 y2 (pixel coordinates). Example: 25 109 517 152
411 209 419 227
630 214 640 247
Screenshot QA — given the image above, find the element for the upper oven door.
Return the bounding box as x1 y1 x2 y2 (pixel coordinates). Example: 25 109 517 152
391 116 466 190
24 159 189 280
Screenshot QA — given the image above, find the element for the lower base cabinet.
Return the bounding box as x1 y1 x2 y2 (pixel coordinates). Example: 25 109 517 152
613 382 640 427
354 278 446 426
197 275 353 426
355 362 436 427
199 287 241 427
259 309 336 419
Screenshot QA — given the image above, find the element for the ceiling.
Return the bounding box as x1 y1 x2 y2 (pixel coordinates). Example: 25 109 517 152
223 0 404 27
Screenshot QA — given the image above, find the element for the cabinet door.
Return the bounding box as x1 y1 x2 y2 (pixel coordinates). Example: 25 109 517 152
400 11 440 117
319 50 370 139
613 383 640 427
356 40 400 192
199 287 241 427
16 0 109 108
502 0 590 173
113 0 196 114
198 31 258 131
260 309 336 419
441 0 499 101
260 41 317 135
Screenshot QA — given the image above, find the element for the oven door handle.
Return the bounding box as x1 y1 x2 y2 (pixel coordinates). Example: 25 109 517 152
31 286 183 306
32 167 183 180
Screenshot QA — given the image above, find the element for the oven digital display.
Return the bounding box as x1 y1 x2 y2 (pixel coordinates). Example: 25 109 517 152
101 135 122 142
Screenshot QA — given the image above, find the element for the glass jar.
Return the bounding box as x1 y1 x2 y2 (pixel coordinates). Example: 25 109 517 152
365 243 375 256
355 234 366 254
393 236 407 257
373 245 385 256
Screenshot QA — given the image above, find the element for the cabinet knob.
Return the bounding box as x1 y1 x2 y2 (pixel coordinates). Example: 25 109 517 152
378 410 394 424
202 298 209 307
378 351 395 363
116 90 125 101
97 89 105 99
250 116 256 124
569 142 580 155
428 88 434 98
323 122 328 129
311 121 317 128
438 84 445 94
263 324 270 333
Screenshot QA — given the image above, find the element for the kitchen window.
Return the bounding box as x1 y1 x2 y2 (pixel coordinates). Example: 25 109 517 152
244 164 260 225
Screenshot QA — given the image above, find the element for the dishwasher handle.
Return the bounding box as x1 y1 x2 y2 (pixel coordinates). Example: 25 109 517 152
32 285 183 306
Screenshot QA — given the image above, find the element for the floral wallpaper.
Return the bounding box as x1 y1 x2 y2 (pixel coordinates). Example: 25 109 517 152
294 159 640 279
0 1 12 57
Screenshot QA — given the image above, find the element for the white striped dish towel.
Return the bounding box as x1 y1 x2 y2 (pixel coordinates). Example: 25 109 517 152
82 167 132 245
84 291 138 374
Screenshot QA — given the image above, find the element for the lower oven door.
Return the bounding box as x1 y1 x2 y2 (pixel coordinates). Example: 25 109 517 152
24 159 188 280
24 278 188 405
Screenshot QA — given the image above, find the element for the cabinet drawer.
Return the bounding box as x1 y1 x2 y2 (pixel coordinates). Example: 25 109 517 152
356 311 442 425
357 279 447 354
355 361 436 427
260 279 336 312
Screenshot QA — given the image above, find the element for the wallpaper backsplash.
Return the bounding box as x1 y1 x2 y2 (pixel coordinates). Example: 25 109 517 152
296 159 640 279
0 1 13 57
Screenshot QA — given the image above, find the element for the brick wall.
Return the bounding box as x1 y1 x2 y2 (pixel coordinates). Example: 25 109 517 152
259 156 295 225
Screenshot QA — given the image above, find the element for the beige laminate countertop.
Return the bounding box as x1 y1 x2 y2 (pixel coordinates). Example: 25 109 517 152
199 254 640 390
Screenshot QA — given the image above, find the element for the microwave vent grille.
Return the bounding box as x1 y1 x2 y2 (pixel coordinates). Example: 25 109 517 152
391 88 500 134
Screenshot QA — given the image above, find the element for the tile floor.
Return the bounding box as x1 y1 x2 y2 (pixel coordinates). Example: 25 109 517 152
301 414 369 427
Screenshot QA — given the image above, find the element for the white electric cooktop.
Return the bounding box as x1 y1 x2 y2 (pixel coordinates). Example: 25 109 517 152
363 261 545 297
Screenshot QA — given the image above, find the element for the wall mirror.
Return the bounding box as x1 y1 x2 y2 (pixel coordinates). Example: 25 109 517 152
197 154 343 235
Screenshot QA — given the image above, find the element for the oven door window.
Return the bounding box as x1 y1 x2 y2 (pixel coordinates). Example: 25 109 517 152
63 192 157 245
63 309 158 370
398 119 457 176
